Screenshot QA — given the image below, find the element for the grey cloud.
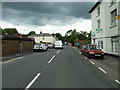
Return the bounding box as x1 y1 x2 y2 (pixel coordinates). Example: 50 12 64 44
2 2 94 26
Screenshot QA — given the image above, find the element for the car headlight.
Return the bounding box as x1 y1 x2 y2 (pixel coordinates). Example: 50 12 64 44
89 52 95 54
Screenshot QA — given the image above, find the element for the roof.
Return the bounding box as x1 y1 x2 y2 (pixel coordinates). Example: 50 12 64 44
89 0 102 13
29 33 53 37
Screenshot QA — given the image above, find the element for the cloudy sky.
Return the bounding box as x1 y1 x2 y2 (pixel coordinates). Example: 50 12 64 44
1 1 96 36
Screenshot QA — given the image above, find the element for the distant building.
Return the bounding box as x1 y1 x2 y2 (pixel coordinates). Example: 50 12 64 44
89 0 120 56
28 32 57 44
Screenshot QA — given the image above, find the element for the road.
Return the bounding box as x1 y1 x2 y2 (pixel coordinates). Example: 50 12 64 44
2 45 118 89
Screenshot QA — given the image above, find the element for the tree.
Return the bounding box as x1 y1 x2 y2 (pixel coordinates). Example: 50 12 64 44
54 33 63 41
0 27 3 35
64 29 91 46
3 28 18 35
28 31 36 36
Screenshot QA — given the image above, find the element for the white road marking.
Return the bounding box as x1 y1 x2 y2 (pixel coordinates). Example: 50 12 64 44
90 61 95 65
2 57 23 64
25 73 40 89
16 57 23 59
98 67 107 74
85 57 87 59
57 50 60 53
115 80 120 84
48 55 56 64
79 52 82 54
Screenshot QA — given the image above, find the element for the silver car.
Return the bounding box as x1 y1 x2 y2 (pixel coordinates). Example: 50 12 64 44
33 43 48 52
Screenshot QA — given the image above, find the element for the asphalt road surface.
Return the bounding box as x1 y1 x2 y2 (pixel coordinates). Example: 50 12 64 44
2 45 118 89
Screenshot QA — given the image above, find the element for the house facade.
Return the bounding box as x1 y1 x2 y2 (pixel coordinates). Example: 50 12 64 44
28 33 57 44
89 0 120 56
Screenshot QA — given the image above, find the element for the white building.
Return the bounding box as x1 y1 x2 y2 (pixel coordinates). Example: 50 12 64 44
89 0 120 56
29 32 57 44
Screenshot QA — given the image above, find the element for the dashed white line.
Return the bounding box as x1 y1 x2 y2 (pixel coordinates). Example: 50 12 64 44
90 61 95 65
25 73 40 89
115 80 120 84
48 55 56 64
98 67 107 74
56 50 59 53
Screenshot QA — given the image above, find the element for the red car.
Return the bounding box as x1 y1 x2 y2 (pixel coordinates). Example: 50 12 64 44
81 44 104 59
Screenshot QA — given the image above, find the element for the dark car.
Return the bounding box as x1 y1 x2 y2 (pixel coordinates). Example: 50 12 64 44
48 43 54 49
81 44 104 59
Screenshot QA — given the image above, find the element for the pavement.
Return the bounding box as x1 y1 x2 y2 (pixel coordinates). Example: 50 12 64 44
1 45 119 89
75 46 120 84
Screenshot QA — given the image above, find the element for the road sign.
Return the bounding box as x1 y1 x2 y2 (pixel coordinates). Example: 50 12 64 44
96 28 102 31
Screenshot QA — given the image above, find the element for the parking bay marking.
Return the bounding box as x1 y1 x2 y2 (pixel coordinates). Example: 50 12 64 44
98 67 107 74
90 61 95 65
115 80 120 84
25 73 41 89
48 55 56 64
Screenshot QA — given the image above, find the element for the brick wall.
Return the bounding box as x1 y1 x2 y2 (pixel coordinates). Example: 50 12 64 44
2 40 33 56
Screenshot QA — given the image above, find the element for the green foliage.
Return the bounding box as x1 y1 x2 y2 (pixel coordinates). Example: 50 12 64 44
28 31 36 36
3 28 18 35
64 29 91 46
54 33 63 41
0 27 3 35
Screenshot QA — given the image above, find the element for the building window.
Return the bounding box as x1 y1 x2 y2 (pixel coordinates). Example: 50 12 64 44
112 37 119 53
98 41 103 49
97 19 100 28
97 6 100 16
111 9 117 26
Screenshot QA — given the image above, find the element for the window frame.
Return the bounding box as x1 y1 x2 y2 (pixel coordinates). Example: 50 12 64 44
97 19 100 28
111 9 117 26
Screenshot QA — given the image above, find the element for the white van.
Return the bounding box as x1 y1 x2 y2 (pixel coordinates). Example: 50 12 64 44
54 40 63 49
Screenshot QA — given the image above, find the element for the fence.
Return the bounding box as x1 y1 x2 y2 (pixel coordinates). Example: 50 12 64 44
1 35 34 56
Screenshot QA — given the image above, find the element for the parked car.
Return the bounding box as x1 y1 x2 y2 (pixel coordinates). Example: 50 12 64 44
54 40 63 49
81 44 104 59
48 43 54 49
33 43 48 52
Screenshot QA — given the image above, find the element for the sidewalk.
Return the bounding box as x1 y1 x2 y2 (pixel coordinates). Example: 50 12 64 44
1 51 33 62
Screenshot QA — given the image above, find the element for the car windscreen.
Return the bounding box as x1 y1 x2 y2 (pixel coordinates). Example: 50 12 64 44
88 45 97 50
55 42 62 45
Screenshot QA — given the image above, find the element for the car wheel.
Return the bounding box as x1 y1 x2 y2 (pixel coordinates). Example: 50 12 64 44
81 51 83 55
87 53 90 59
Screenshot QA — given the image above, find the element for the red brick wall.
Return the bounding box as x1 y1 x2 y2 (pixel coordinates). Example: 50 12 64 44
22 41 33 52
2 40 33 56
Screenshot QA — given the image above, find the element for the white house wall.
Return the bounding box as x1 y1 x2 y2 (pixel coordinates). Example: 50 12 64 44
91 1 119 56
34 36 56 43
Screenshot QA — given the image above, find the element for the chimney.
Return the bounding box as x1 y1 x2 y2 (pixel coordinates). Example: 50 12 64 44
40 31 42 34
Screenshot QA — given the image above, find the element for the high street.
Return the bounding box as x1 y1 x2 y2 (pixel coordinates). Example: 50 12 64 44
2 45 118 89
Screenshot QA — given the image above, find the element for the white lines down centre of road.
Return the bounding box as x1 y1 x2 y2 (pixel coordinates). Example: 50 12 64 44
25 73 41 89
98 67 107 74
57 50 60 53
48 55 56 64
115 80 120 84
